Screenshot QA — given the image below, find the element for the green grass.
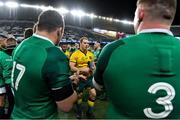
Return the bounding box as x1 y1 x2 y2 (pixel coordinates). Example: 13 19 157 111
59 99 108 119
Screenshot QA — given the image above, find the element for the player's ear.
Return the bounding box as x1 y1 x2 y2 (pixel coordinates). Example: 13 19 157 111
139 11 144 22
138 6 145 22
59 27 64 37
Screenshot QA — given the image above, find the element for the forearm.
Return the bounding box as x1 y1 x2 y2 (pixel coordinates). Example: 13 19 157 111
70 66 80 73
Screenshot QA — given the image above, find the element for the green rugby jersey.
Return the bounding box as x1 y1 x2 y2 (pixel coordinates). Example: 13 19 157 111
93 48 101 62
11 35 72 119
94 29 180 119
0 50 12 87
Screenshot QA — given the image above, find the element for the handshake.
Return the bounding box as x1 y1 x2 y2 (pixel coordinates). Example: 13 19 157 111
70 67 94 82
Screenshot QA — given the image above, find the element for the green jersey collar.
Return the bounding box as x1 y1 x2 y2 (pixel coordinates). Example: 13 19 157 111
138 29 173 36
33 34 55 45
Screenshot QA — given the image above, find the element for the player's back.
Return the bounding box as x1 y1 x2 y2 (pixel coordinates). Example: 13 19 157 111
104 33 180 119
11 36 60 118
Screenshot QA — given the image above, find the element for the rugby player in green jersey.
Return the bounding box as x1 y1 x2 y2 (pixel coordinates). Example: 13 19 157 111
0 34 13 118
93 0 179 119
11 10 77 119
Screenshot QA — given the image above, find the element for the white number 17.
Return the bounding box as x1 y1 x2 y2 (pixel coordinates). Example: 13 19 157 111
11 61 26 91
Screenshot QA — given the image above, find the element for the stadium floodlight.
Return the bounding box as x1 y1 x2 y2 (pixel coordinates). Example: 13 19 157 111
87 13 96 19
20 4 32 8
40 5 46 11
102 17 106 20
58 7 69 14
93 14 97 18
98 16 102 19
39 5 54 11
71 10 86 17
20 4 42 10
109 18 113 21
114 19 121 22
120 20 134 25
93 28 100 32
106 17 113 21
5 1 19 8
0 1 4 6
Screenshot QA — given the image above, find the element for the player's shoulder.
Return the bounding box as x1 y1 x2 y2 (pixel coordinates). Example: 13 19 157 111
87 50 94 55
99 35 138 58
71 49 80 55
46 46 67 60
0 50 9 59
0 50 11 56
31 36 55 47
15 37 52 55
102 37 127 52
0 50 5 55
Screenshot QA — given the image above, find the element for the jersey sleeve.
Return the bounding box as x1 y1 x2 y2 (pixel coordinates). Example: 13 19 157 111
42 47 73 101
93 40 125 91
69 51 77 63
0 51 12 86
65 51 70 59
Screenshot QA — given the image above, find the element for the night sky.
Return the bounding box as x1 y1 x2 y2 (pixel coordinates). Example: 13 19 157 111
18 0 180 25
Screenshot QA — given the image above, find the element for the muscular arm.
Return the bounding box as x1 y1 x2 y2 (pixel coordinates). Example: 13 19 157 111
69 62 90 75
43 47 78 112
50 82 77 112
56 91 77 112
93 40 124 91
69 62 79 73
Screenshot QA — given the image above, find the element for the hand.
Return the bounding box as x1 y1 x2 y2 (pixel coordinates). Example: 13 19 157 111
69 74 79 83
78 74 87 81
79 67 90 74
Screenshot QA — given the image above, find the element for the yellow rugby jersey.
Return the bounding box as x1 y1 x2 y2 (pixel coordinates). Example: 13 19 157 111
70 49 94 68
65 51 71 59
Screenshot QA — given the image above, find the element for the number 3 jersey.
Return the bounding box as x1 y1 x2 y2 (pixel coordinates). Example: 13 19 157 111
93 29 180 119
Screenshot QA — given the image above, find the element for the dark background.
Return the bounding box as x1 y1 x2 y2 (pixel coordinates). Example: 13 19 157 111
0 0 180 35
18 0 180 25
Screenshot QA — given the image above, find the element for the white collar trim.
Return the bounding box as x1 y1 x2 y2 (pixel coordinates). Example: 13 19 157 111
33 34 54 45
138 29 173 36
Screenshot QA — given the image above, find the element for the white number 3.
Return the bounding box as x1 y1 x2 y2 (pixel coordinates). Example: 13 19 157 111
144 82 175 119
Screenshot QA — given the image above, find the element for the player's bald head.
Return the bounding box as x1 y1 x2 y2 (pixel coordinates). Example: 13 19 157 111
37 10 65 32
137 0 177 23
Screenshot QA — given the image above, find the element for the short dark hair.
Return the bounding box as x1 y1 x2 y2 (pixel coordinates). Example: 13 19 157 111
96 41 101 44
37 10 64 32
137 0 177 21
5 37 17 49
24 28 33 39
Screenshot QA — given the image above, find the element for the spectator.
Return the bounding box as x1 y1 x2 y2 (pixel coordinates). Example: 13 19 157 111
24 28 33 39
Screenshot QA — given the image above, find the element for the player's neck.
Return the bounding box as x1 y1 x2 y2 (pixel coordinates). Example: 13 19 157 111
80 48 87 54
138 21 171 33
36 31 57 44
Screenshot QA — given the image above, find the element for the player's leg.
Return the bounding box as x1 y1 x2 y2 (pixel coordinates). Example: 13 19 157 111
0 87 6 118
86 77 96 119
75 81 85 119
5 84 14 118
